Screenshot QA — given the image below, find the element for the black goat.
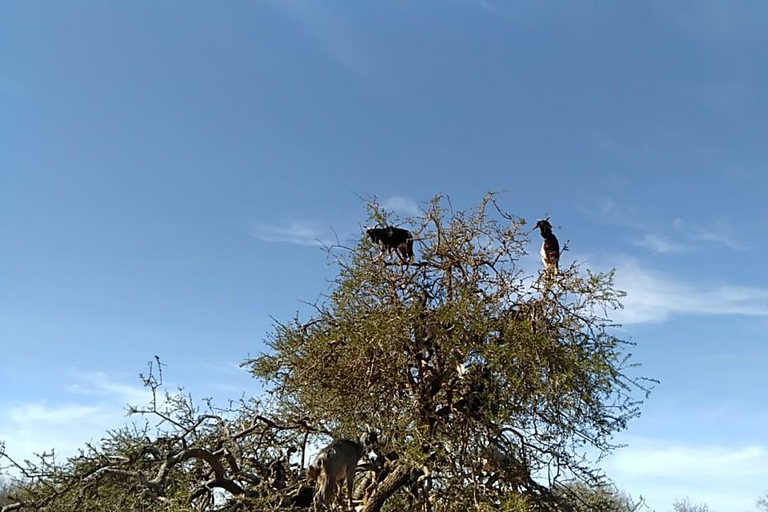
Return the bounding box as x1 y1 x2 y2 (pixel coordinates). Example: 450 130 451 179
366 226 414 263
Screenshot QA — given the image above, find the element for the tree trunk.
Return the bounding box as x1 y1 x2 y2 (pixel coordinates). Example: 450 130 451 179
362 464 422 512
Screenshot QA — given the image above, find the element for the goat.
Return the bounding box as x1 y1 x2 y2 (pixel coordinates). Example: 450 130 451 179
534 217 559 276
307 439 364 510
366 226 414 263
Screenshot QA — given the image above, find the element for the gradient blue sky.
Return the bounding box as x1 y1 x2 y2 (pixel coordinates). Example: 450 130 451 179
2 1 768 510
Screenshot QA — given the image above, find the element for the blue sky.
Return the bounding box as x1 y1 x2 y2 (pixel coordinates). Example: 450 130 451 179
2 1 768 509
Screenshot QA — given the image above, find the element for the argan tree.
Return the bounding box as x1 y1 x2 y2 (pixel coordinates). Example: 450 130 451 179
248 193 649 511
0 194 649 512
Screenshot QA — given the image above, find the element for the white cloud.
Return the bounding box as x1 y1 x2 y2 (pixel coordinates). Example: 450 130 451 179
683 220 746 251
631 233 688 254
589 198 648 231
66 370 151 405
0 403 118 466
7 403 107 425
590 199 745 255
605 438 768 511
0 367 256 472
195 359 242 376
250 221 334 247
612 258 768 324
0 372 150 469
381 196 420 217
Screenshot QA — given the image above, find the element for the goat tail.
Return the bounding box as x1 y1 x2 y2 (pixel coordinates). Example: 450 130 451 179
314 475 336 506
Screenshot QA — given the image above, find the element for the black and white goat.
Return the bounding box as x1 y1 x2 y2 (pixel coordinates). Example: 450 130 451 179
534 217 560 276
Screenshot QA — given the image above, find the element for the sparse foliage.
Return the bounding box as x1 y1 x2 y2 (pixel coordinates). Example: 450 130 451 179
558 482 645 512
758 493 768 512
0 478 18 508
0 194 651 511
672 497 712 512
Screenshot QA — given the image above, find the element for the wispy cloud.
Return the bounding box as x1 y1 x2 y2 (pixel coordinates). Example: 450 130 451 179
463 1 605 26
673 218 745 251
722 166 757 183
593 198 646 231
587 132 660 168
250 221 334 247
631 233 688 254
0 402 118 468
589 198 695 254
655 0 768 39
591 199 745 254
691 225 744 250
685 80 751 112
197 362 253 396
612 258 768 324
381 196 420 217
196 359 242 376
6 403 107 425
264 0 374 79
250 198 420 248
605 437 768 511
66 370 151 405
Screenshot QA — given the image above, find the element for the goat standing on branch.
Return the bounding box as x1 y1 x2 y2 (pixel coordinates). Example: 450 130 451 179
307 438 364 510
366 226 414 264
534 217 560 277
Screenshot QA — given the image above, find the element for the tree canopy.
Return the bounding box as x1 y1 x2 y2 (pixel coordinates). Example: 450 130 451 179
1 193 651 511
